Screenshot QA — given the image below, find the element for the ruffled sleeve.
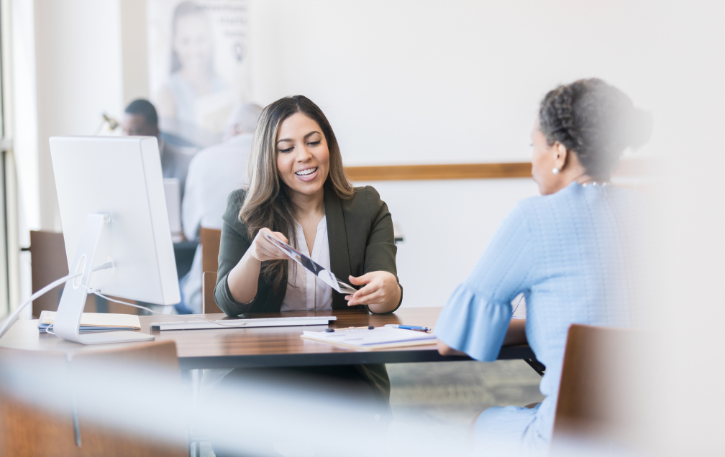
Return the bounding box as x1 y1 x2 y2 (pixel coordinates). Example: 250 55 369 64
435 201 536 361
435 283 512 361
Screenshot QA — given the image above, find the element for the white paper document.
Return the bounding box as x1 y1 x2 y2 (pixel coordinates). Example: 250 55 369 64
301 327 436 350
38 311 141 332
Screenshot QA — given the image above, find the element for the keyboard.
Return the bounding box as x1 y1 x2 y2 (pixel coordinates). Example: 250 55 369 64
150 316 337 331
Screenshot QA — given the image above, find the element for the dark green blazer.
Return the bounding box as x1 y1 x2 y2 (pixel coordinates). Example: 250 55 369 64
214 184 403 316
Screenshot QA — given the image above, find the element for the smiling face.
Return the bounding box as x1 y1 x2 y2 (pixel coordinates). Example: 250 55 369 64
275 113 330 199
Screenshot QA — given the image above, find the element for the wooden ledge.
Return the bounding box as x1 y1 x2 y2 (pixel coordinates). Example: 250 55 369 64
344 158 657 182
345 162 532 181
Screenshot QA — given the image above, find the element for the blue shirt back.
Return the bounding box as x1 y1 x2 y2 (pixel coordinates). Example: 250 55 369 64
436 181 647 442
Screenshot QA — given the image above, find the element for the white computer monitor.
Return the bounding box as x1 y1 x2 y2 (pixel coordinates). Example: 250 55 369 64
49 136 180 345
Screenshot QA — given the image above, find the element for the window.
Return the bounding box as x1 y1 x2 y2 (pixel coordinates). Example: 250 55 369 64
0 1 15 320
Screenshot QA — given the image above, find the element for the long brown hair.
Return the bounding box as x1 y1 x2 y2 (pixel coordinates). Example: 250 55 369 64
240 95 354 288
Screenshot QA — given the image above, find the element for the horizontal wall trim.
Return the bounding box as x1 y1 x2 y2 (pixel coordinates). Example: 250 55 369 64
344 158 656 182
345 162 532 181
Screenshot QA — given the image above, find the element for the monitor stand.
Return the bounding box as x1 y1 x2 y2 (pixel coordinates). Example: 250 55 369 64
52 213 155 345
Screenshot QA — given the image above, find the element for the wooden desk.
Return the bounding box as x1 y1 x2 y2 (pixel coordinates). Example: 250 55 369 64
0 307 534 370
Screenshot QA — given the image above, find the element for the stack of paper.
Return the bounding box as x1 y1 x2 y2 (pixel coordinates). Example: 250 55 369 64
301 327 436 350
38 311 141 333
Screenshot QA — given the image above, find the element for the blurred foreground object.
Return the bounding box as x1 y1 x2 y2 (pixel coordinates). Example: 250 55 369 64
551 324 643 456
0 347 76 456
0 340 187 457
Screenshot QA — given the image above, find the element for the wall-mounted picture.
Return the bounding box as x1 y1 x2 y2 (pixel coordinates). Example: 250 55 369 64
147 0 250 148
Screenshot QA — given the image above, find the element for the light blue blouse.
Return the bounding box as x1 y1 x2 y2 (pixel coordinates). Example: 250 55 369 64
436 182 646 451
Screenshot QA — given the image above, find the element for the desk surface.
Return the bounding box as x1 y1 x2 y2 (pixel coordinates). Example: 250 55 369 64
0 307 534 369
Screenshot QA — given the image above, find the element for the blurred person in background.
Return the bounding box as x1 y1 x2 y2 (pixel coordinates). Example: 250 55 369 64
177 103 263 314
436 78 652 456
121 98 193 201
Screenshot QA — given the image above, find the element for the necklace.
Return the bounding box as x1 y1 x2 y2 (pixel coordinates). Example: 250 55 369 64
580 181 610 187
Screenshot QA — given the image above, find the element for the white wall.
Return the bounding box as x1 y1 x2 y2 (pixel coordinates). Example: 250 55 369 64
119 0 151 104
358 178 539 307
15 0 125 231
71 0 660 165
247 0 661 166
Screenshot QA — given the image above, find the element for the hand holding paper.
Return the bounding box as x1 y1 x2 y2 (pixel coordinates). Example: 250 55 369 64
248 228 291 262
265 232 357 295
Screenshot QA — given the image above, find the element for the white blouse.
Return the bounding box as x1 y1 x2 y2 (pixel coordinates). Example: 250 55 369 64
280 216 333 311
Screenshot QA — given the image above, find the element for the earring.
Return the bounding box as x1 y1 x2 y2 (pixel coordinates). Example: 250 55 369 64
552 167 560 175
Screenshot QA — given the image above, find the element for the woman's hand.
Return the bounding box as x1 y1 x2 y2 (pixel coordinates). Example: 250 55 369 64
227 228 288 304
247 228 290 262
345 271 401 313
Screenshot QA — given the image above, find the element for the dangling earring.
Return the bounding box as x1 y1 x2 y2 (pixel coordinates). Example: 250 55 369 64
552 167 560 175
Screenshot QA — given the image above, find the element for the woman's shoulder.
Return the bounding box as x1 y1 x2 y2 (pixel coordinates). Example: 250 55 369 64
353 184 381 198
227 187 248 205
510 184 584 223
343 185 385 214
537 181 643 206
222 188 248 225
519 182 646 228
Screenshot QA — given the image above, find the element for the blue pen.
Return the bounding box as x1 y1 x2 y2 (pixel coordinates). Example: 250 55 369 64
385 324 430 332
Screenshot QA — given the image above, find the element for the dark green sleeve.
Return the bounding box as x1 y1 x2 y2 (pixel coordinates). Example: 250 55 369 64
363 186 404 313
213 190 270 316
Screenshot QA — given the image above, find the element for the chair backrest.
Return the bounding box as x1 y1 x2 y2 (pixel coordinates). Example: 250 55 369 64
0 347 78 457
29 230 104 316
200 227 221 275
551 324 639 452
70 340 187 457
30 230 69 317
202 271 222 314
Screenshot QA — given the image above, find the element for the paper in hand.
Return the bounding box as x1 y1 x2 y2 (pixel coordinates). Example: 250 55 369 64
265 233 357 295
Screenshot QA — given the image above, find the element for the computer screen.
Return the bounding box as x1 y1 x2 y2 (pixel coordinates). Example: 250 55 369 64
49 136 180 344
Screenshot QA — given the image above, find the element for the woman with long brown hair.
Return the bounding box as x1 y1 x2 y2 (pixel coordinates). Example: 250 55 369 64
211 96 401 452
215 94 402 315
